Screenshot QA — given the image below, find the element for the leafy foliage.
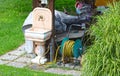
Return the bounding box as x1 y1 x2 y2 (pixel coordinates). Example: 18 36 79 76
55 0 76 14
82 1 120 76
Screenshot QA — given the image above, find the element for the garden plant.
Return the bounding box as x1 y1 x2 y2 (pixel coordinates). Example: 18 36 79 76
82 1 120 76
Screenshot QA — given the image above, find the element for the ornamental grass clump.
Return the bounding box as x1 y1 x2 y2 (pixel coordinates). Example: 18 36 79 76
82 1 120 76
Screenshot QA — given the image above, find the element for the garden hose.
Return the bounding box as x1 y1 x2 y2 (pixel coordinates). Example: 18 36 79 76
58 37 83 62
42 37 83 64
62 40 75 61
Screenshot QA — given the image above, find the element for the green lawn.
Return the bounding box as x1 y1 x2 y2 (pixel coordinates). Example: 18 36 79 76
0 65 63 76
0 0 32 55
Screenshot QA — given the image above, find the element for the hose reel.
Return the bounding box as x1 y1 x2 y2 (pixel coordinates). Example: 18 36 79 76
59 37 83 62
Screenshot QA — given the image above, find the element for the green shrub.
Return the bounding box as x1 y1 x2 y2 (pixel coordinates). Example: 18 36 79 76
82 1 120 76
55 0 75 14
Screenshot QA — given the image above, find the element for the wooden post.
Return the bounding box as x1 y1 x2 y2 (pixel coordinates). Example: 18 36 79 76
48 0 54 14
48 0 55 62
33 0 40 9
48 0 54 33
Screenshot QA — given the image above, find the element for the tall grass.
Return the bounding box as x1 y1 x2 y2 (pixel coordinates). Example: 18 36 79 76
82 1 120 76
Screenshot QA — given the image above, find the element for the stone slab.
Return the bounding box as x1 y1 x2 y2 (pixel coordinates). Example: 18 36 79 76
23 53 36 58
29 64 46 71
0 60 9 65
17 44 25 51
0 54 18 61
57 62 81 71
15 57 31 64
8 50 26 56
7 62 27 68
45 68 81 76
